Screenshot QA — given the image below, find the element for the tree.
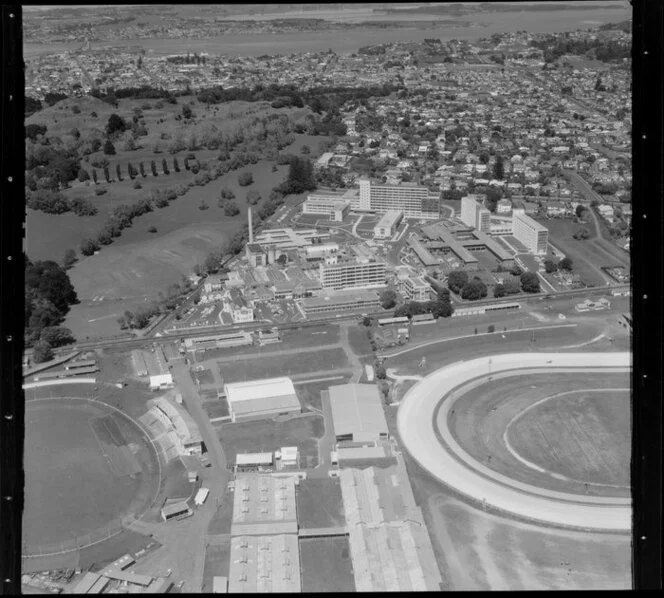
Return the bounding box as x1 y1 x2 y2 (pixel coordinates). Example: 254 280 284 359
80 238 100 256
573 227 590 240
447 269 469 294
380 289 398 309
162 158 170 174
151 160 158 176
103 139 116 155
493 283 506 298
301 144 310 155
92 169 98 184
26 123 47 141
116 163 122 181
32 340 54 363
40 326 75 348
77 168 90 183
106 113 128 137
238 172 254 186
520 271 541 293
575 204 586 218
62 248 77 269
148 225 158 233
510 264 523 276
182 104 193 119
276 254 288 267
246 190 261 205
375 363 387 380
544 259 558 273
224 201 240 217
487 324 495 333
173 157 180 172
139 162 146 178
103 166 111 183
460 278 488 301
221 187 235 200
559 257 573 271
492 156 505 181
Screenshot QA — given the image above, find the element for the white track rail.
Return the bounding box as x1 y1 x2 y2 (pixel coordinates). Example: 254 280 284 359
397 352 631 531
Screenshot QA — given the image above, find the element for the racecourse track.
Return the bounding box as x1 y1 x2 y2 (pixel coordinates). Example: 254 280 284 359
397 352 631 531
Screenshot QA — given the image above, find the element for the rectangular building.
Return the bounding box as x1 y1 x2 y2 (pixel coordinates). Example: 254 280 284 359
184 331 253 352
142 347 173 391
254 228 329 251
512 209 549 254
461 195 491 232
302 195 351 221
373 210 404 239
398 273 431 302
231 473 298 536
224 377 301 423
301 289 381 316
228 534 301 593
319 261 386 291
328 383 389 443
339 461 442 592
359 178 430 218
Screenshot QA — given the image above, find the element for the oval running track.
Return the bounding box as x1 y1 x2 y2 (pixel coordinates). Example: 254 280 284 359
397 352 631 531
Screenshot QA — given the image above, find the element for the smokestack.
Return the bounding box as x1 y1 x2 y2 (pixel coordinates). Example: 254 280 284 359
248 207 253 244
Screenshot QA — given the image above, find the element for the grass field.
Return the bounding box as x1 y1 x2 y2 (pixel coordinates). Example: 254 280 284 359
217 415 324 469
299 536 356 593
446 371 630 497
295 478 345 529
217 347 349 383
23 398 159 554
294 376 350 412
509 389 631 487
347 324 373 357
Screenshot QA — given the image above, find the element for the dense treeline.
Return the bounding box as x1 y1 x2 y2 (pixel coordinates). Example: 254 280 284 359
530 36 630 63
25 257 78 353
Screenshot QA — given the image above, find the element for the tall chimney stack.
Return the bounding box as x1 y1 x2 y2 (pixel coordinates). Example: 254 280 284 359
248 207 253 244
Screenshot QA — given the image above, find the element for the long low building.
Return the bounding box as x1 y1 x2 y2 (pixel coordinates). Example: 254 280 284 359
184 331 253 352
328 383 389 443
301 289 381 316
224 377 301 423
302 194 351 221
228 534 301 593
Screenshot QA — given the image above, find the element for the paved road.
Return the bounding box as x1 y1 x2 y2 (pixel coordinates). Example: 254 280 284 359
396 352 631 531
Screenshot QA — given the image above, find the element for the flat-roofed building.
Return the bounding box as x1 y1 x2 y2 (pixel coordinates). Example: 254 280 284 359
235 452 274 473
254 228 329 251
301 289 381 316
228 534 301 593
359 178 432 218
161 500 193 522
461 195 491 232
224 377 301 423
319 261 386 291
184 331 253 352
373 210 404 239
141 347 173 391
304 242 339 259
328 383 389 443
398 272 431 302
408 236 440 267
302 195 351 221
231 473 298 536
512 209 549 254
339 460 442 592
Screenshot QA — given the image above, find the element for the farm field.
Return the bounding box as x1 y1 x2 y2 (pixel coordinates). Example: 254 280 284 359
217 347 349 383
23 397 159 555
295 478 345 530
299 537 356 593
216 414 324 469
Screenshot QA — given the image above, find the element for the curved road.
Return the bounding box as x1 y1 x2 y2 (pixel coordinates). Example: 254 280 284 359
397 352 631 531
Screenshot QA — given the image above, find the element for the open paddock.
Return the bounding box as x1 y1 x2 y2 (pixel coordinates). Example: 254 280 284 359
217 347 349 383
216 414 324 469
296 478 345 530
299 536 355 593
294 376 350 412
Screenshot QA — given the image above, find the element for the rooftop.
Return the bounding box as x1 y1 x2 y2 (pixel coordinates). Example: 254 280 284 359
225 377 296 403
328 383 389 440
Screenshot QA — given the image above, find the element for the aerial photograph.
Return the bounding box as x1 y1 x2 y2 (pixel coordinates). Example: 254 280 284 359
21 1 632 593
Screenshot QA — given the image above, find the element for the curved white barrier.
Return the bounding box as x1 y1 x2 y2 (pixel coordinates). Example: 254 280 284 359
397 352 632 531
24 378 97 389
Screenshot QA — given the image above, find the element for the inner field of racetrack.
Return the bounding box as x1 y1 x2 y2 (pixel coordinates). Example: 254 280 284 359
444 371 630 498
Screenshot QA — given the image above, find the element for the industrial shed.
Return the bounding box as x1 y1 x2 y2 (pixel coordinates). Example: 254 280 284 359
224 377 301 423
328 383 389 443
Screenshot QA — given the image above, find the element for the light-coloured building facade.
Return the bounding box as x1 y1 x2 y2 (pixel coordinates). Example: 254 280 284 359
319 261 386 291
224 377 301 423
461 195 491 232
358 178 431 218
373 210 404 239
398 274 431 302
302 195 351 221
512 209 549 254
301 289 380 316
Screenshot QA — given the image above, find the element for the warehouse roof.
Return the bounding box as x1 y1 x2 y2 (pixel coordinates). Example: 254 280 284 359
231 473 297 535
225 377 296 403
301 289 380 310
328 383 389 440
228 534 301 593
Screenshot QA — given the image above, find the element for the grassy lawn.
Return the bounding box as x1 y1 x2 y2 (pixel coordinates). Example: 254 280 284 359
447 371 630 497
23 398 159 554
204 400 230 420
299 537 356 593
279 323 340 348
510 389 631 487
201 542 231 594
191 368 215 386
347 324 373 357
294 376 350 412
217 415 324 469
295 478 345 529
217 347 349 383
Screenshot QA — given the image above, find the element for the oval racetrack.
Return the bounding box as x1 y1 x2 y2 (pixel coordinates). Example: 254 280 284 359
397 352 632 531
